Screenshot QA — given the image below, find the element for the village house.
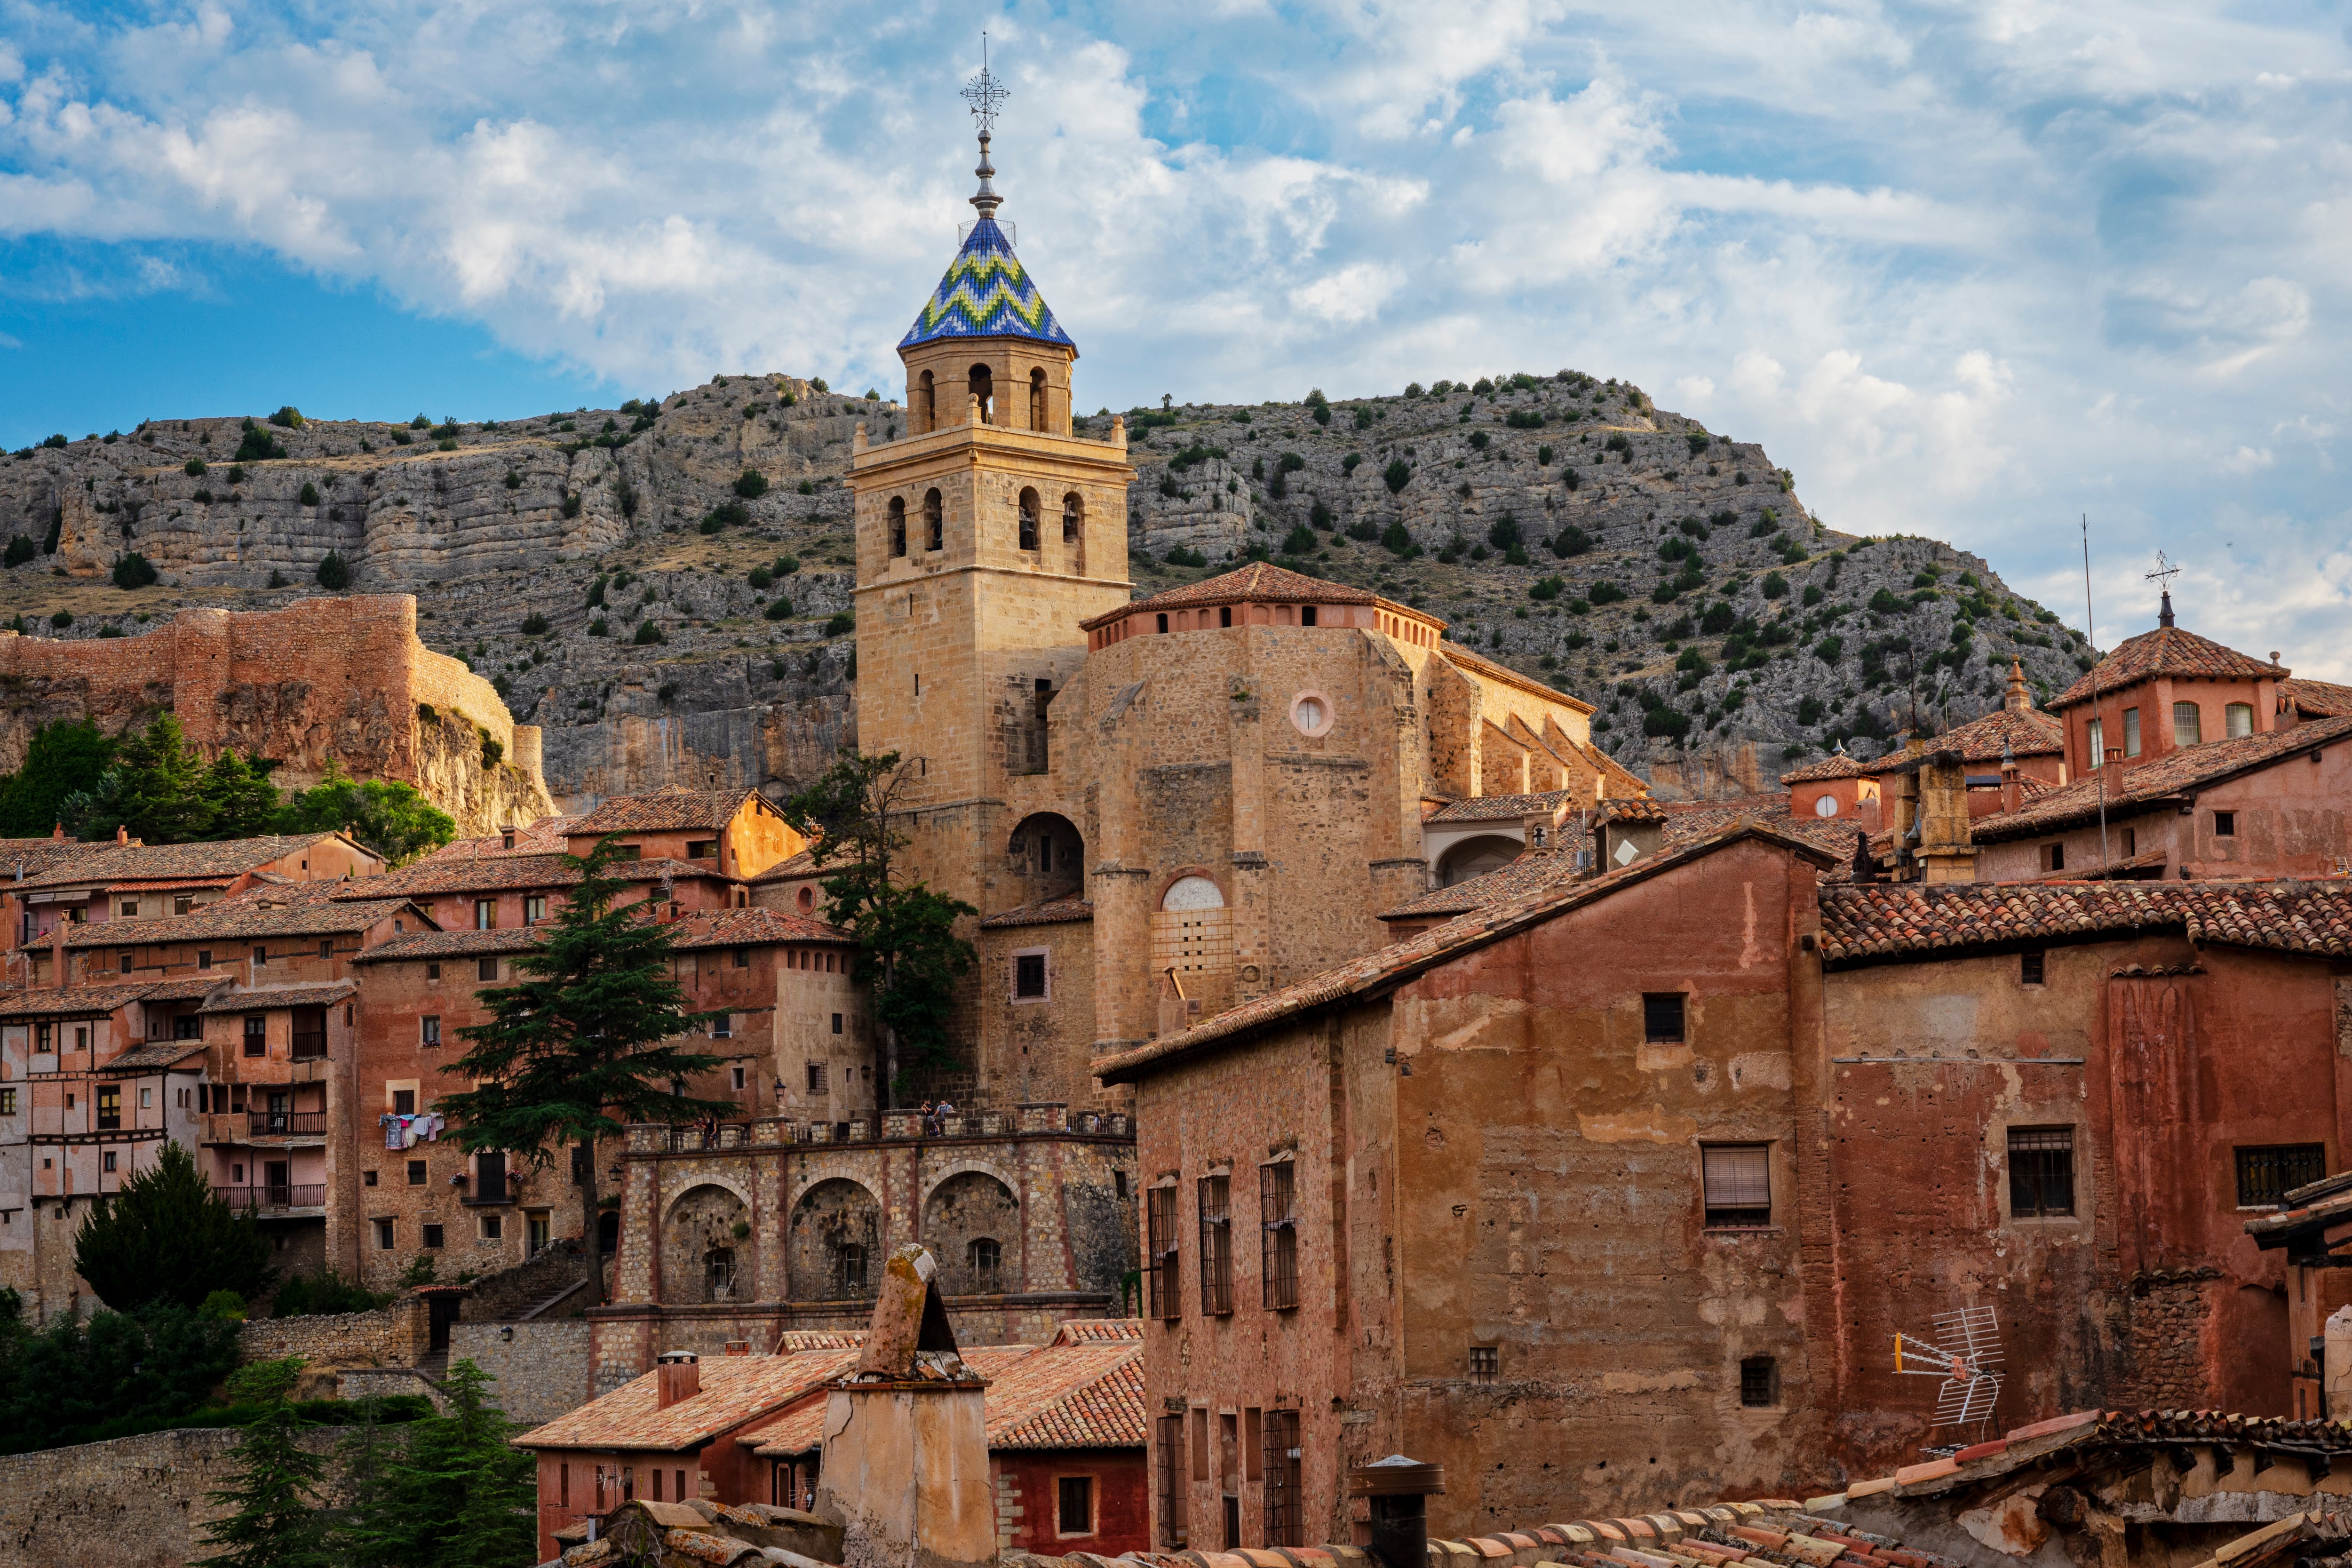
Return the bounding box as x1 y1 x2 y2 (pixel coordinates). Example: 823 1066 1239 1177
4 831 386 957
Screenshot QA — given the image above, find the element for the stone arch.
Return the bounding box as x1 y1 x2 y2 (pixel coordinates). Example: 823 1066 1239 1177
1436 834 1523 889
1007 812 1085 903
662 1182 756 1306
923 1170 1021 1296
888 496 907 557
789 1176 881 1301
1017 487 1041 552
1160 872 1225 911
1060 490 1085 573
968 364 994 424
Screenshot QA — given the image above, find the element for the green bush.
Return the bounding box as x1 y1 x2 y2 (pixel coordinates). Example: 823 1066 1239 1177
1468 430 1489 451
390 429 413 445
1529 576 1564 602
1164 546 1207 568
520 613 549 636
1588 581 1627 605
823 613 854 637
41 433 67 449
1383 459 1411 493
1675 647 1711 675
1642 707 1692 740
504 470 523 491
1379 521 1416 557
317 551 351 590
1686 431 1711 455
1504 410 1544 429
51 609 72 629
267 406 304 429
184 457 207 477
633 620 664 645
1797 696 1826 726
1868 588 1904 614
1310 501 1334 529
298 482 320 506
112 553 158 589
588 618 608 637
2 536 31 568
408 413 431 429
733 469 769 499
763 599 793 621
700 500 748 533
775 554 800 575
271 1267 393 1318
233 429 286 463
1762 571 1789 600
560 492 583 520
1550 526 1591 558
1281 525 1318 556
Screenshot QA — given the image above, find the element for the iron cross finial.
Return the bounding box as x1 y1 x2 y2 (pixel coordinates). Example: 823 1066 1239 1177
961 35 1008 137
2145 550 2181 588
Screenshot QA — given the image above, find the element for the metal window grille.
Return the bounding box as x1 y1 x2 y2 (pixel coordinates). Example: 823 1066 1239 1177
1146 1187 1181 1320
1468 1345 1498 1382
1262 1409 1302 1547
1740 1355 1777 1407
969 1237 1001 1292
1702 1144 1772 1228
2008 1127 2075 1217
2019 950 2044 985
1016 953 1047 998
838 1242 868 1296
1156 1414 1187 1546
1198 1176 1233 1315
1643 993 1685 1043
1057 1474 1092 1536
1260 1162 1298 1310
2237 1145 2328 1207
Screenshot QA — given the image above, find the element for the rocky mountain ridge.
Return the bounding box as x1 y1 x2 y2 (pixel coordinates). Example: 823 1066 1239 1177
0 371 2096 805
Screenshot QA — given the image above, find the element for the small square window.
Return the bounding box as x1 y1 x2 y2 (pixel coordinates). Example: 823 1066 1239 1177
175 896 193 916
120 900 137 917
422 1224 445 1249
407 1159 428 1185
364 1170 378 1187
2009 1127 2075 1218
478 957 499 982
2214 811 2237 838
1740 1355 1778 1407
375 1218 395 1250
1701 1144 1772 1228
1468 1345 1498 1383
482 1215 502 1241
1015 952 1048 999
393 1089 417 1116
2020 950 2045 986
807 1063 827 1094
426 962 441 981
1643 994 1685 1043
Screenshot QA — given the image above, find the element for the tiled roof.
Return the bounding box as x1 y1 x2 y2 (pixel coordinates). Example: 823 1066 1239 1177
0 982 170 1019
351 928 542 963
1972 713 2352 843
2285 677 2352 718
748 849 819 884
103 1039 209 1072
1049 1318 1144 1345
16 834 364 892
1817 880 2352 965
1101 821 1841 1084
196 980 357 1014
570 790 758 836
517 1350 859 1453
898 215 1076 352
0 839 123 883
984 1341 1145 1450
670 908 854 948
39 881 420 951
1379 850 1581 922
1438 639 1598 717
1779 748 1871 785
333 852 731 900
1885 704 2065 765
1597 797 1669 825
1424 790 1577 824
2052 624 2285 708
1077 563 1381 630
740 1346 1035 1458
979 897 1093 929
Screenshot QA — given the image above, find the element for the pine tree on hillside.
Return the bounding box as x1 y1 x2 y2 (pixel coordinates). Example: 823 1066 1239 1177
333 1360 536 1568
190 1360 331 1568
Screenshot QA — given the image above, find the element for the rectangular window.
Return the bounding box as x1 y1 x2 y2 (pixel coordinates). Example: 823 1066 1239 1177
426 962 440 981
831 1013 842 1035
253 945 267 969
482 1214 502 1241
421 1016 441 1047
1198 1175 1233 1315
1156 1415 1187 1546
422 1223 445 1249
1740 1355 1778 1407
2227 702 2256 740
731 1066 747 1090
2174 702 2203 748
1146 1186 1180 1320
1643 993 1686 1043
2020 950 2045 986
1468 1345 1498 1382
2044 842 2065 872
118 948 133 973
198 949 211 971
732 946 749 969
1701 1144 1772 1228
364 1170 377 1187
96 1085 120 1130
375 1218 395 1250
560 1464 569 1510
176 896 193 916
120 900 137 917
103 1151 117 1173
806 1063 827 1094
0 1089 15 1115
2237 1144 2328 1207
478 957 499 982
474 898 497 930
1057 1474 1094 1536
2122 827 2137 857
243 1016 267 1057
686 840 719 860
408 1159 428 1185
2086 716 2105 769
712 1014 732 1039
2122 706 2141 756
393 1089 417 1116
2009 1127 2076 1218
318 939 332 960
2215 811 2237 838
525 895 547 924
1014 952 1048 999
1260 1162 1299 1310
1262 1410 1302 1548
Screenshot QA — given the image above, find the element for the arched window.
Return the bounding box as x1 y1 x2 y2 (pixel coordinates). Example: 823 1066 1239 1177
1018 488 1041 551
836 1241 868 1296
2173 702 2203 748
796 886 815 913
1162 875 1224 911
887 497 907 557
1029 368 1048 432
1062 492 1082 543
917 370 935 432
923 489 943 551
968 364 993 424
969 1236 1001 1290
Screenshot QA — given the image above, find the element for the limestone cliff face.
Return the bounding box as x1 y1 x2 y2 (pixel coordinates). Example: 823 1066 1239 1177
413 706 560 837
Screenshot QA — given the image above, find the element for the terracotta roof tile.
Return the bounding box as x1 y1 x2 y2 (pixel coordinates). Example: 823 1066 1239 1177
1885 705 2066 765
196 980 357 1013
1817 880 2352 964
1380 851 1583 921
517 1350 859 1453
748 849 820 884
570 789 759 836
1424 791 1578 824
1049 1318 1145 1345
670 908 854 948
38 881 420 951
103 1038 209 1072
1972 714 2352 843
2052 625 2285 708
982 1341 1146 1450
2285 678 2352 719
1078 563 1383 631
1780 749 1872 785
342 853 732 899
979 897 1094 929
742 1345 1038 1458
16 834 368 892
351 928 541 963
0 981 170 1019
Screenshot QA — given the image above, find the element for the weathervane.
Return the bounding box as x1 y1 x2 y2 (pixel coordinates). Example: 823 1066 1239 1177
962 35 1009 223
2145 550 2181 628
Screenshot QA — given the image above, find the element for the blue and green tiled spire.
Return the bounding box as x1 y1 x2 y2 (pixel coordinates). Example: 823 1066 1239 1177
899 218 1076 352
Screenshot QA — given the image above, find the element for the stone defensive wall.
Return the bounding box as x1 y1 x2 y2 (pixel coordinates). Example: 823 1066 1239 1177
0 594 550 827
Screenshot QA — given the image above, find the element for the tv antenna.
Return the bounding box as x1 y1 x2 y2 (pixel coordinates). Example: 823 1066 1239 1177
1895 1304 2005 1453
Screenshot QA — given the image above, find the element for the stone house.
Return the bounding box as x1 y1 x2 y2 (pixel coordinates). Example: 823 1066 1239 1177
4 830 386 957
563 788 807 885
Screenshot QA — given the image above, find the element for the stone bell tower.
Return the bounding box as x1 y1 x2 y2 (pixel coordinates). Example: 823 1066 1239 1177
846 68 1136 916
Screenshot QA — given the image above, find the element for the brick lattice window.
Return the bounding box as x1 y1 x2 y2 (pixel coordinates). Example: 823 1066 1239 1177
1198 1175 1233 1315
1156 1414 1187 1546
1146 1187 1180 1321
1468 1345 1498 1383
1260 1162 1298 1310
2237 1144 2328 1207
2009 1127 2075 1218
2019 950 2045 985
1262 1410 1302 1548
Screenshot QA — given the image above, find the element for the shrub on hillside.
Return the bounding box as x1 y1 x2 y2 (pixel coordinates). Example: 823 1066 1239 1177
316 551 350 590
112 554 158 589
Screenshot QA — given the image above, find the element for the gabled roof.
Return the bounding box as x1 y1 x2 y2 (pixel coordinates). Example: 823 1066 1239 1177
1816 879 2352 965
669 908 855 948
1424 790 1577 825
570 789 763 837
1862 706 2065 771
196 980 357 1014
978 897 1092 929
36 880 422 951
333 852 730 900
1971 713 2352 843
2051 624 2285 708
1779 748 1871 785
16 834 368 892
1078 562 1381 631
982 1338 1145 1451
1380 851 1582 923
747 849 819 884
0 981 174 1019
898 216 1075 352
103 1038 210 1072
1101 821 1840 1084
351 928 538 963
516 1349 859 1454
2285 677 2352 719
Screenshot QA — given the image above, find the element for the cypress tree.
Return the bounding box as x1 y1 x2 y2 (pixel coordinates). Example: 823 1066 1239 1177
191 1360 331 1568
72 1141 273 1312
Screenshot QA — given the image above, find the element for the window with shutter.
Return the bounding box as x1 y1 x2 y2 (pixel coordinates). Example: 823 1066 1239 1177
1260 1162 1298 1309
1701 1144 1772 1228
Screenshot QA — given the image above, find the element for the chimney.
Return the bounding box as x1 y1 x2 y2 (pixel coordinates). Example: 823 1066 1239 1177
1916 751 1979 884
50 822 63 841
114 824 128 845
2158 589 2175 629
1999 740 2021 815
655 1349 700 1409
2002 657 2032 714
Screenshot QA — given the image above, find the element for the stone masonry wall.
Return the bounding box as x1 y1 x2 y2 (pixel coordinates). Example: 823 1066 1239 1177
450 1319 594 1426
0 1425 341 1568
238 1296 428 1369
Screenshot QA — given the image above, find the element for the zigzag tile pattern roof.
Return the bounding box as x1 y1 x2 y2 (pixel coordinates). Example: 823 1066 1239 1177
37 881 420 951
1780 749 1872 785
1971 713 2352 842
1817 880 2352 963
899 217 1075 351
2052 624 2285 708
1873 705 2065 766
1424 791 1578 824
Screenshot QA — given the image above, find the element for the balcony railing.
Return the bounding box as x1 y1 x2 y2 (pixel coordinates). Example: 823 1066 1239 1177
650 1108 1134 1153
290 1031 327 1060
246 1111 328 1137
215 1183 325 1212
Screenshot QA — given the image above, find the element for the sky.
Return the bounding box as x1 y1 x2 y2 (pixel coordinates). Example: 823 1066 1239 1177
3 2 2350 672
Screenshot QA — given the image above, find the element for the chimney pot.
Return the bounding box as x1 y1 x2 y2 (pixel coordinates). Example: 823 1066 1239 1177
655 1350 701 1409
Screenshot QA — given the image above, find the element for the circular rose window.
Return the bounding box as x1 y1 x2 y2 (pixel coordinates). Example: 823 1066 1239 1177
1290 691 1335 738
1813 794 1840 818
